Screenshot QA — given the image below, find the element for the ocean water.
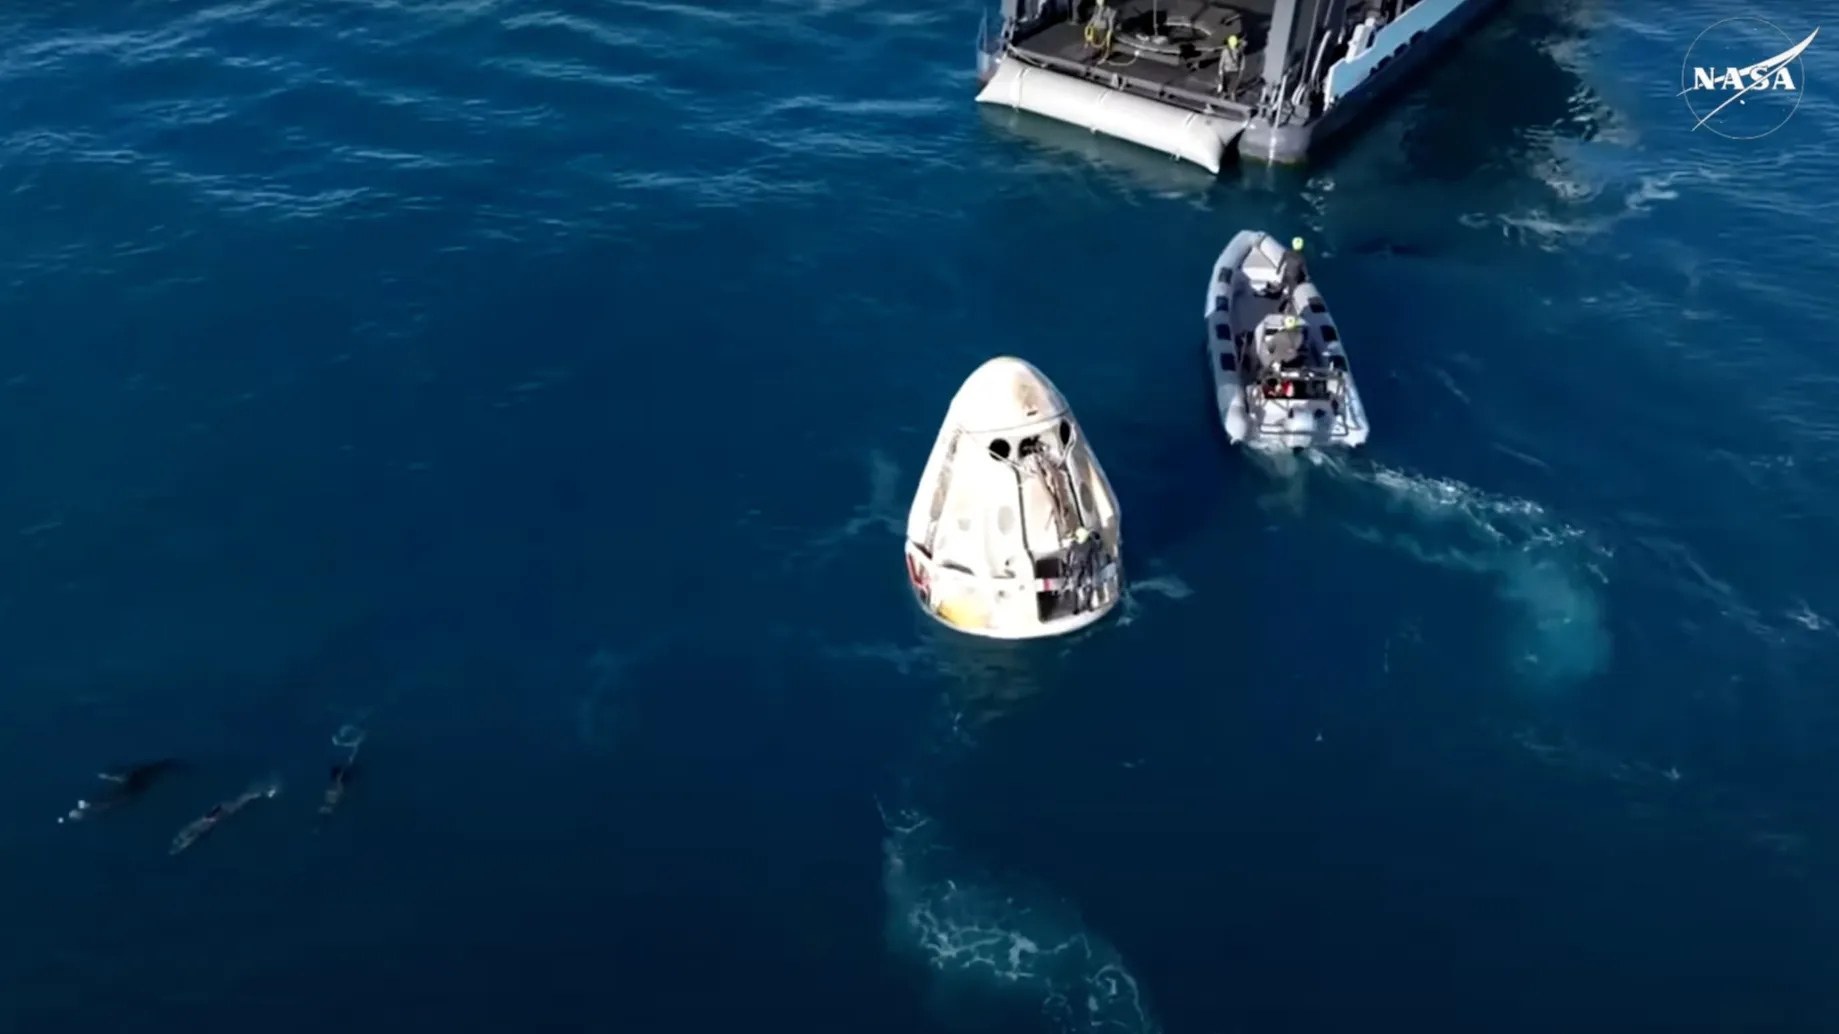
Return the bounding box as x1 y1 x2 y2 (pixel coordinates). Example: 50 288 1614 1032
2 0 1837 1030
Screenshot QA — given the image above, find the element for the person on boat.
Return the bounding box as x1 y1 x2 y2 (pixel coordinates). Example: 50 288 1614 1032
60 759 183 824
1217 33 1246 92
1263 315 1305 370
1277 237 1309 302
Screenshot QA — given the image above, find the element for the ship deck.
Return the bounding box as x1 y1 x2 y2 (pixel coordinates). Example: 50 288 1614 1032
1007 0 1275 115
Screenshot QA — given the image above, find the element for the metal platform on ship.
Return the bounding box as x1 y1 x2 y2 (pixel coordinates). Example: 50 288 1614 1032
1007 0 1273 116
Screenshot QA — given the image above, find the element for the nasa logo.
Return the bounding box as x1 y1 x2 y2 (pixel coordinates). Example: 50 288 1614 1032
1679 18 1819 140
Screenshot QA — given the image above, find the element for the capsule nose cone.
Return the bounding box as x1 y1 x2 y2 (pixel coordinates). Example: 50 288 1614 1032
948 357 1070 432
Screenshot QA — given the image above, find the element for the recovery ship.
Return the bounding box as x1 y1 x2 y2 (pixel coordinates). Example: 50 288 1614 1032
975 0 1506 172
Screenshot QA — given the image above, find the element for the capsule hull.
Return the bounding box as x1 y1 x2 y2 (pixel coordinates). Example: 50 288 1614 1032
904 358 1123 640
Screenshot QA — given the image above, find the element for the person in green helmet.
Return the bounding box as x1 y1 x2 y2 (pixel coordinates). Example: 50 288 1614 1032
1278 235 1309 296
1263 313 1305 369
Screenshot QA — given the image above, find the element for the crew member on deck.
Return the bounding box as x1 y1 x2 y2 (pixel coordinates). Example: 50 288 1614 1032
1277 236 1309 297
1265 315 1305 370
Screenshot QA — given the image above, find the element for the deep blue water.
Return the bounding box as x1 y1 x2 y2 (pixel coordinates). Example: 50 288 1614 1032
3 0 1838 1031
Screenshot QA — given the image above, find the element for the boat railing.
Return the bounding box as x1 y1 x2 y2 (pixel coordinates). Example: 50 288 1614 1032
1248 367 1358 440
1326 372 1356 439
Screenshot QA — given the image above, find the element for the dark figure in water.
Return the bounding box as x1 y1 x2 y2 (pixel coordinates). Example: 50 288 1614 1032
59 759 183 824
321 724 366 818
321 763 353 815
170 778 281 855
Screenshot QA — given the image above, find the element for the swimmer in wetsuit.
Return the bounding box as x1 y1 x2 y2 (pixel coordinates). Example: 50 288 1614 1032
320 724 366 818
169 778 280 855
321 763 352 815
60 759 183 824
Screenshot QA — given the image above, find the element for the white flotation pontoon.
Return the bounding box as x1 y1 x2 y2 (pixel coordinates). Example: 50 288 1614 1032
975 55 1234 174
904 357 1124 639
1206 231 1369 451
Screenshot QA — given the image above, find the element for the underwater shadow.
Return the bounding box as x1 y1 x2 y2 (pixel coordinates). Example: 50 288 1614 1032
1310 0 1603 183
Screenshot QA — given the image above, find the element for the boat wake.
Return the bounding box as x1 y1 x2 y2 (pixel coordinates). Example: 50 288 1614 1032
880 803 1162 1034
1325 458 1612 689
1463 169 1688 250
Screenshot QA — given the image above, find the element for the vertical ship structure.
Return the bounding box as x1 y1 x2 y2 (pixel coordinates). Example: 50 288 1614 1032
974 0 1507 171
904 357 1124 640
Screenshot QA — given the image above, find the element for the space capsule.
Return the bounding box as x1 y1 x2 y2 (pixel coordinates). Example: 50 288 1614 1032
902 357 1123 639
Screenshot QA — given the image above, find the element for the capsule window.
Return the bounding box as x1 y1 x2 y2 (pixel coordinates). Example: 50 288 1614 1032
1057 420 1071 446
988 437 1011 461
1319 324 1339 342
1214 295 1230 311
1308 296 1327 313
1214 323 1230 340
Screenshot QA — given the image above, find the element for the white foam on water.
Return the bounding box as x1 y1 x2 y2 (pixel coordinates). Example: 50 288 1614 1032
1329 460 1612 689
779 447 905 570
1116 565 1194 629
1461 170 1688 249
880 804 1163 1034
1130 574 1192 602
1783 601 1830 634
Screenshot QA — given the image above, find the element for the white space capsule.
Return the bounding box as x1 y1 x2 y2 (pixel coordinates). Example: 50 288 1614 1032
903 357 1124 639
